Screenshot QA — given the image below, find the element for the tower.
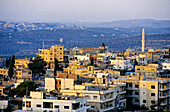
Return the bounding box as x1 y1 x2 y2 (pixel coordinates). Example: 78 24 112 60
141 28 145 52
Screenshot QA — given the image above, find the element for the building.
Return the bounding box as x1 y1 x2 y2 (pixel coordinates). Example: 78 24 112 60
110 57 133 71
15 58 30 69
37 45 64 66
22 91 90 112
15 68 32 80
135 65 157 79
60 78 126 112
0 68 8 79
119 74 170 111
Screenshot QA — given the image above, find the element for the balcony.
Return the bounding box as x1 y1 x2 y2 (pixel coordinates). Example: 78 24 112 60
126 94 139 98
126 87 139 91
100 106 115 112
159 88 168 91
160 95 167 99
118 91 126 95
160 102 167 106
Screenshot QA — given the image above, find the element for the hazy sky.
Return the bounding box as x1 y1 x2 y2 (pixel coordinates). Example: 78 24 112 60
0 0 170 22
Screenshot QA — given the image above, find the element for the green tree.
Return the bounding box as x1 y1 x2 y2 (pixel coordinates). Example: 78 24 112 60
54 58 59 76
90 57 94 66
8 55 15 79
6 58 10 68
102 42 106 53
10 81 36 97
28 56 47 80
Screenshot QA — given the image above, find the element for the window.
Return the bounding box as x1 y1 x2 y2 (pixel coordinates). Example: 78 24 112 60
50 58 52 60
37 104 41 107
143 100 146 103
129 83 132 87
151 93 155 96
72 102 80 110
151 100 155 104
93 96 97 100
26 101 31 107
43 102 53 108
143 92 145 94
143 85 145 86
135 92 139 95
54 105 59 108
60 48 62 50
91 106 95 108
135 99 139 102
64 106 69 109
151 85 155 89
135 85 139 88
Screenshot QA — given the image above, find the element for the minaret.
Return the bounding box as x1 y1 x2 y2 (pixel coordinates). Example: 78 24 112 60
141 28 145 52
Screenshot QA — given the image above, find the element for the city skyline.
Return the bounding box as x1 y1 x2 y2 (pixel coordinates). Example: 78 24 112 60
0 0 170 22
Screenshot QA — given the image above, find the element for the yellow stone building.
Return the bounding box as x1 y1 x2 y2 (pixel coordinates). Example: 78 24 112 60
15 69 32 80
37 45 64 65
0 68 8 77
135 65 157 78
15 58 30 69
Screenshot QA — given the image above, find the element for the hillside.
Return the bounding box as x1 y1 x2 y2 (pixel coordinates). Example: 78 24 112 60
0 27 170 57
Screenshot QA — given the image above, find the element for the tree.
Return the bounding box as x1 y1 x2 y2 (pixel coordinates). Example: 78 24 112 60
9 81 36 97
102 42 106 53
8 55 15 79
90 57 94 66
54 58 59 76
6 58 10 68
28 56 47 80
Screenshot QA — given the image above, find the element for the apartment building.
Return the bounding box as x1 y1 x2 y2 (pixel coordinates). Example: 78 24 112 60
37 45 64 65
22 91 90 112
15 58 30 69
15 68 32 80
59 80 126 112
0 68 8 78
110 57 133 70
119 74 170 110
135 65 157 79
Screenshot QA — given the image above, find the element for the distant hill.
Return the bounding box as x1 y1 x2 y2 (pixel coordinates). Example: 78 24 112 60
74 19 170 28
0 21 83 32
0 28 170 57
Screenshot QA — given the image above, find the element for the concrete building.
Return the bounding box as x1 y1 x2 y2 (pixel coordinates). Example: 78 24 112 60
15 58 30 69
119 74 170 111
22 91 90 112
60 80 126 112
37 45 64 66
15 69 32 80
162 62 170 71
110 57 133 71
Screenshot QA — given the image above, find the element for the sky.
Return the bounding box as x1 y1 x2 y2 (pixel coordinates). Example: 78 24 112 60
0 0 170 22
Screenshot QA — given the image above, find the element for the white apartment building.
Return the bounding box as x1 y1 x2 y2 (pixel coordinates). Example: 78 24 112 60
60 82 126 112
110 57 133 70
162 62 170 71
22 91 90 112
